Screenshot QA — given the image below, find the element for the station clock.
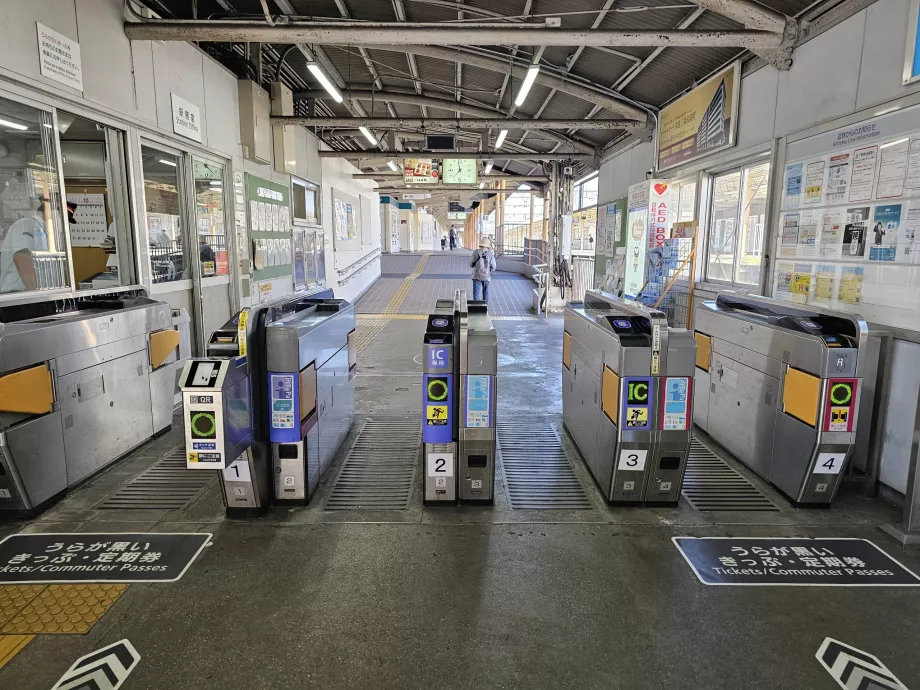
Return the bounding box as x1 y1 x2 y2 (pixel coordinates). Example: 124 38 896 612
442 158 478 185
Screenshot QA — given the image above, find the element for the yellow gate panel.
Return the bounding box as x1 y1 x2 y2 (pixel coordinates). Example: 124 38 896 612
563 331 572 370
149 329 180 369
602 366 620 424
783 367 821 428
0 365 53 415
694 332 712 372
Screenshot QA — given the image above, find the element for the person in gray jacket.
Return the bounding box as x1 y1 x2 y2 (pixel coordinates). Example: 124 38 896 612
470 238 497 303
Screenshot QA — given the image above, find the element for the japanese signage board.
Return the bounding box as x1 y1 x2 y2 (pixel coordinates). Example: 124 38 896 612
674 537 920 586
0 533 212 583
37 23 83 91
657 61 739 171
170 93 202 143
404 158 439 184
447 201 467 220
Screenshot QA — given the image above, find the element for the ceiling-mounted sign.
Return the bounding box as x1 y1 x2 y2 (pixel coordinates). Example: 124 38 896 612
443 159 478 185
404 158 439 184
37 23 83 91
402 193 431 200
447 201 467 220
657 61 740 171
171 93 202 143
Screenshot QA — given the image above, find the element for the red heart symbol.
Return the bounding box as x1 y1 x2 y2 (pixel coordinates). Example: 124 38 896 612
653 183 668 196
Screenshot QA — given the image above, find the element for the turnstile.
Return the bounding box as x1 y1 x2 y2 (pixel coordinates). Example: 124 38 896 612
0 287 189 515
179 287 356 517
422 290 497 505
694 294 870 506
563 291 696 505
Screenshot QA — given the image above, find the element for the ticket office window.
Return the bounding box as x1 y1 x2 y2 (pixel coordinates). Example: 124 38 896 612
58 111 135 290
142 147 188 284
0 95 70 295
193 159 229 278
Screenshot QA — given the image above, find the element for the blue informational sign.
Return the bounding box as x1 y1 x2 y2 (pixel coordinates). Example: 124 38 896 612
612 319 631 329
428 347 450 370
662 377 690 431
269 373 300 441
423 374 452 444
785 162 803 198
464 375 492 428
621 377 653 431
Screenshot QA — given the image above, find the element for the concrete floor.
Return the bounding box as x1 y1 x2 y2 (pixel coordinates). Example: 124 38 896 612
1 266 919 689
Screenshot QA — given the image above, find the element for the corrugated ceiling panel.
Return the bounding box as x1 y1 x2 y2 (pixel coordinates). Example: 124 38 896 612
535 89 596 121
415 55 462 96
622 46 744 106
532 0 610 29
510 82 554 119
567 47 645 88
460 65 507 101
598 1 703 30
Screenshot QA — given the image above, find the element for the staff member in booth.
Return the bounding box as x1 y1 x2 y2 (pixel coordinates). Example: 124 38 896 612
0 198 76 293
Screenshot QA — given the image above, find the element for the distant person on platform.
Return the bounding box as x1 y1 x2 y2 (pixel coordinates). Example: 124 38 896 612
470 238 497 304
0 197 77 293
449 226 457 251
440 234 447 250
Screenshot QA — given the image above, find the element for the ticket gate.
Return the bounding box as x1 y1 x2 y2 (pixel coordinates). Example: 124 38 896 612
563 291 696 505
422 290 497 505
178 287 341 517
266 299 356 505
694 294 871 506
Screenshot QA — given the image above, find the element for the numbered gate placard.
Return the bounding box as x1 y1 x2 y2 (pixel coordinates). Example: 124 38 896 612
426 452 454 477
617 449 648 472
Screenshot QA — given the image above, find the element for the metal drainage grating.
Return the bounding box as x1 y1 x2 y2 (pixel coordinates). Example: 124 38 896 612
499 421 592 510
97 448 216 510
681 437 781 512
325 418 420 510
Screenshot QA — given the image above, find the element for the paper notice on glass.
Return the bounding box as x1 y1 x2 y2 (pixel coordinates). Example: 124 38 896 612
869 204 901 262
804 160 826 205
900 203 920 263
813 264 837 302
781 213 800 257
838 266 864 304
613 209 623 245
876 138 910 199
783 163 803 208
773 261 795 302
250 200 260 232
826 153 851 204
848 146 878 203
797 210 821 256
790 263 812 303
843 206 870 258
903 138 920 192
819 208 845 258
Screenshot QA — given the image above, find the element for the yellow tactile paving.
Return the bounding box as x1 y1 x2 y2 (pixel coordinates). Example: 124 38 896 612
0 634 34 669
358 314 426 320
0 585 46 627
1 584 127 635
359 252 433 349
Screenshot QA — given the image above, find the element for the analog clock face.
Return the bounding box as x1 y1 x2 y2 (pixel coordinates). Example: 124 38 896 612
443 158 478 184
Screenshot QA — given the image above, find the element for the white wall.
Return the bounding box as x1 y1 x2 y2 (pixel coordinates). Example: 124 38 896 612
599 0 920 202
320 155 381 303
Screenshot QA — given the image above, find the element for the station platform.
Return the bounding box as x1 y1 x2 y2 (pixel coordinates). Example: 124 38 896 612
1 264 918 689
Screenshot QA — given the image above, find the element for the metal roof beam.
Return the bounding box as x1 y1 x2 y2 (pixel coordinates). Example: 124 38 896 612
354 173 549 180
691 0 787 32
391 0 429 118
321 150 594 161
274 117 642 130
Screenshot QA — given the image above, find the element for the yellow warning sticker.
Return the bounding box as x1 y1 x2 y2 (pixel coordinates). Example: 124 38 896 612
237 308 249 357
426 405 448 425
188 452 199 463
828 406 849 431
624 407 648 427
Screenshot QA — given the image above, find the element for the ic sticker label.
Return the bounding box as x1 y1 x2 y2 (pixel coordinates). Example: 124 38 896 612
823 378 857 433
622 377 653 430
423 374 452 444
428 347 450 370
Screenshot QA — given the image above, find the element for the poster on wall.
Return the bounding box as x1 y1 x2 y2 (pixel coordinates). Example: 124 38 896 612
848 146 878 202
869 204 901 261
624 182 650 299
247 174 292 284
804 160 826 205
842 206 870 258
647 181 671 253
403 159 439 184
36 23 83 92
876 138 910 199
656 62 739 171
826 153 851 204
783 163 803 208
66 193 107 246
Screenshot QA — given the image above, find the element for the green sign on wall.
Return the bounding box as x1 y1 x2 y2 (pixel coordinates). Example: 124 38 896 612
247 175 293 282
594 198 626 290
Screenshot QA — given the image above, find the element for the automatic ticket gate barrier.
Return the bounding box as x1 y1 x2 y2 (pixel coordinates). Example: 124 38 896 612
563 291 696 505
693 294 871 506
422 290 497 505
178 288 356 516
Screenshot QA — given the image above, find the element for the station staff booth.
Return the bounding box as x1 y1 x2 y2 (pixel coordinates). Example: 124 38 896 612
693 294 874 506
563 291 696 505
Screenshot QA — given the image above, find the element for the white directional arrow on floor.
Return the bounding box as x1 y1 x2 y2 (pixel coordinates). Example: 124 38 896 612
816 637 908 690
51 639 140 690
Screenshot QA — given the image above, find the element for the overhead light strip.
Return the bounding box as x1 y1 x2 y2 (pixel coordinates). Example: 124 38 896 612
494 130 507 149
359 126 377 145
514 66 541 107
307 63 344 103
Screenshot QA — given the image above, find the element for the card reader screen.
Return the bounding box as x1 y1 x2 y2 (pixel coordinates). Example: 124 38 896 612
188 361 221 387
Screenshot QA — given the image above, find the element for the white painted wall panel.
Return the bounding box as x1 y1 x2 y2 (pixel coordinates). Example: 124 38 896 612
774 12 865 137
203 58 240 158
735 65 778 149
879 340 920 493
598 157 614 204
151 41 205 142
75 0 137 118
629 142 654 186
0 0 79 92
856 0 920 110
610 150 632 200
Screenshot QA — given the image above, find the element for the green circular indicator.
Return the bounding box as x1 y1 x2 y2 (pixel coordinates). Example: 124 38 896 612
191 412 216 438
427 379 448 401
830 382 852 405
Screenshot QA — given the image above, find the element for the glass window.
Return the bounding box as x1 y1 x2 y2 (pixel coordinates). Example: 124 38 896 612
571 207 597 254
573 174 599 211
704 161 770 286
0 96 69 294
142 147 187 284
193 160 228 277
292 179 319 224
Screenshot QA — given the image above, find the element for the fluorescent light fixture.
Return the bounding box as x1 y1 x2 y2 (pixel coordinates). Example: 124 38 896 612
495 129 508 149
158 158 177 167
209 180 222 186
514 66 541 107
387 160 399 172
42 123 53 129
479 182 484 189
359 126 377 145
484 161 493 175
0 118 28 131
574 171 598 186
307 63 344 103
880 137 909 150
518 183 531 191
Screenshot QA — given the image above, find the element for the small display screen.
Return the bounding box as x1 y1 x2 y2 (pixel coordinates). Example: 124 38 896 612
187 361 221 388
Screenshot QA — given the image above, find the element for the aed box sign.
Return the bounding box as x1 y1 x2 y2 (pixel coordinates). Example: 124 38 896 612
621 377 652 430
674 537 920 586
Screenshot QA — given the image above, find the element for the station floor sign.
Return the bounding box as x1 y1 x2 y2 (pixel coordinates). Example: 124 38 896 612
0 532 212 584
673 537 920 586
